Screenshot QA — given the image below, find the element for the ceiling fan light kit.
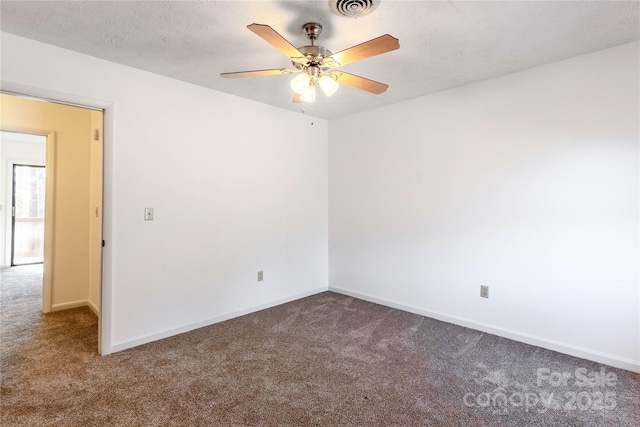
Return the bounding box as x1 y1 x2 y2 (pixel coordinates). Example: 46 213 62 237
220 20 399 108
290 73 316 102
319 75 340 97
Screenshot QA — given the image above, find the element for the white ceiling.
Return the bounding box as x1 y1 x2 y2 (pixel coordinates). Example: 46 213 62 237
1 1 638 120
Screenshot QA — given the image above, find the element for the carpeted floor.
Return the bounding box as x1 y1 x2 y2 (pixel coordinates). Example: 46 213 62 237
1 265 639 426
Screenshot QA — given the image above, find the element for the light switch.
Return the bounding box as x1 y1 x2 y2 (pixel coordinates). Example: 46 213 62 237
144 208 153 221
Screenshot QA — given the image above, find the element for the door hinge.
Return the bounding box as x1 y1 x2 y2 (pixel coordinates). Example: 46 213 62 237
102 240 105 248
93 129 100 141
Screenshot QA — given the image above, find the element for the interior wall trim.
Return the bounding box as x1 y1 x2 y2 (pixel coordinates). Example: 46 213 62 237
88 300 100 316
110 287 328 354
51 299 89 312
329 286 640 374
0 89 104 112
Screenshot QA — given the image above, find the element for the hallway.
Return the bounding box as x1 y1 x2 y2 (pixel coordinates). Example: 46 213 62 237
0 264 98 423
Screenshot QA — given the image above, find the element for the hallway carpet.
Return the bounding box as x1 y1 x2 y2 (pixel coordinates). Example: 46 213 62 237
1 266 639 426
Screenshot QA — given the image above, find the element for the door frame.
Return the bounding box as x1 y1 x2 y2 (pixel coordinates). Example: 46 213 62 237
1 83 113 356
2 132 57 312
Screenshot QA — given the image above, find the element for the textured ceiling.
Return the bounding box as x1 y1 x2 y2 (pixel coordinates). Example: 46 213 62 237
1 1 638 120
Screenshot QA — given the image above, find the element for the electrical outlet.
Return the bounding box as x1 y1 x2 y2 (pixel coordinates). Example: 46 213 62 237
257 271 263 281
480 285 489 298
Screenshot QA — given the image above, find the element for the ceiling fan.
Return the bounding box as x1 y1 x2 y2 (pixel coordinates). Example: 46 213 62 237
221 23 399 103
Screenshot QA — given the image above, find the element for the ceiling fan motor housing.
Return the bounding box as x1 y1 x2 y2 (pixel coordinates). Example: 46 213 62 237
292 23 334 74
292 45 333 70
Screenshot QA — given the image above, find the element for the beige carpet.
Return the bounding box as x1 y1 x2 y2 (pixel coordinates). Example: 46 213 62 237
1 265 639 426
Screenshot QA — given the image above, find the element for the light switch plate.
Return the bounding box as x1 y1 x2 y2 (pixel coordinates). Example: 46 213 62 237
144 208 153 221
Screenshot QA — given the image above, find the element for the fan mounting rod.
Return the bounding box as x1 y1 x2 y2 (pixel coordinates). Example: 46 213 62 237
293 23 333 71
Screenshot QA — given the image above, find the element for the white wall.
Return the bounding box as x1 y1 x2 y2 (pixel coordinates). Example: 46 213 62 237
2 30 637 372
0 134 46 267
1 32 329 353
329 41 639 372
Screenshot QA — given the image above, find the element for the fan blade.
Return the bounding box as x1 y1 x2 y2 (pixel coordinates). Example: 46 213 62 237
292 93 303 103
247 23 308 64
220 68 296 78
332 72 389 94
324 34 399 68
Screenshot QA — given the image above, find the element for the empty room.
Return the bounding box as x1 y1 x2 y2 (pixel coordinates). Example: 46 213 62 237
1 1 638 426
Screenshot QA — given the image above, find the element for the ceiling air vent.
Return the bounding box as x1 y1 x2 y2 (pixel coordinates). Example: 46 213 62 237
331 0 380 18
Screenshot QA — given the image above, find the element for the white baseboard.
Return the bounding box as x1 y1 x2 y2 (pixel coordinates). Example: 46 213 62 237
329 286 640 374
51 299 88 312
87 299 100 316
110 287 328 353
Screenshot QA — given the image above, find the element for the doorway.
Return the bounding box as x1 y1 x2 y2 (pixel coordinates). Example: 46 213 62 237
11 164 46 266
0 93 104 353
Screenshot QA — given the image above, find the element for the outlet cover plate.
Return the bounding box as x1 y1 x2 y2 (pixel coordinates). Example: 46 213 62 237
480 285 489 298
